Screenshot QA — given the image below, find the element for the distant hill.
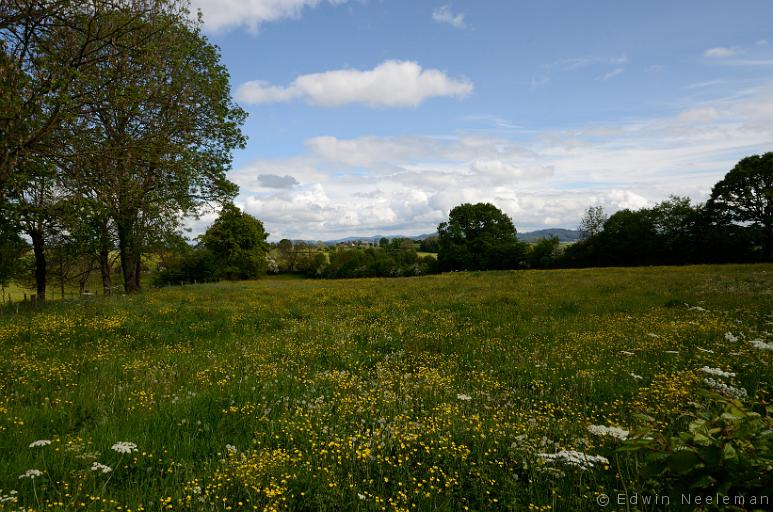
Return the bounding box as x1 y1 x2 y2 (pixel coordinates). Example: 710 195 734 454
517 228 581 243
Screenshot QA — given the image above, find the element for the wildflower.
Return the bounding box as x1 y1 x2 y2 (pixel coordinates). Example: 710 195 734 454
538 450 608 470
456 393 472 401
225 444 237 454
358 493 366 500
90 462 112 474
725 332 739 342
750 339 773 351
630 373 643 380
587 425 629 441
111 442 138 454
28 440 52 448
700 366 735 378
703 378 747 399
18 469 43 479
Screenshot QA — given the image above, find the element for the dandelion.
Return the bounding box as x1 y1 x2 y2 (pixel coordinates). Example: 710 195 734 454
725 332 739 342
703 378 747 399
28 440 51 448
700 366 735 378
538 450 608 470
750 339 773 351
456 393 472 401
587 425 629 441
18 469 43 479
111 442 138 454
90 462 112 474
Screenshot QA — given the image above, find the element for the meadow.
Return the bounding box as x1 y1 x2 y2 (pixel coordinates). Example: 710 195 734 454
0 265 771 511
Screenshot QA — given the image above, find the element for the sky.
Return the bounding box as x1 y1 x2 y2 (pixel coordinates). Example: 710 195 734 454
187 0 773 240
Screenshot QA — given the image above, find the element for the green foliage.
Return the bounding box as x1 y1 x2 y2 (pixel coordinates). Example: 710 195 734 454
527 236 561 269
437 202 526 271
0 215 27 286
200 204 269 280
621 392 773 505
710 152 773 259
321 246 435 278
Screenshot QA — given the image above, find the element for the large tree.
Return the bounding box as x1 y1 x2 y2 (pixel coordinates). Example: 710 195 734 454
61 2 246 292
200 204 269 280
709 153 772 259
0 0 155 195
437 202 524 271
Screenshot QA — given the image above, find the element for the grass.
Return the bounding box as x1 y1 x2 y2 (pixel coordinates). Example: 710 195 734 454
0 264 771 511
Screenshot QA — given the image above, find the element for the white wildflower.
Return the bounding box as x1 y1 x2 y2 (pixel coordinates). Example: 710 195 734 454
750 339 773 351
538 450 609 470
28 440 52 448
18 469 43 479
90 462 112 474
225 444 237 454
192 486 202 495
703 378 747 399
111 441 138 454
630 373 643 380
587 425 629 441
725 332 738 342
700 366 735 378
358 493 366 500
456 393 472 401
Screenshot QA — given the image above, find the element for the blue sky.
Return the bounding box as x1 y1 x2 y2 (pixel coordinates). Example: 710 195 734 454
189 0 773 240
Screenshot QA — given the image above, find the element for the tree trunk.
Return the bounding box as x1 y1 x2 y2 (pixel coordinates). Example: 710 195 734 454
117 219 142 293
29 228 46 302
99 248 112 296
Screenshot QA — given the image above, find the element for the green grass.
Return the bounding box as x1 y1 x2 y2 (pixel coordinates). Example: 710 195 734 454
0 264 771 511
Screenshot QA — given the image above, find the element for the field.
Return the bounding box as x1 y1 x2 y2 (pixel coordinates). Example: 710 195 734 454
1 265 771 511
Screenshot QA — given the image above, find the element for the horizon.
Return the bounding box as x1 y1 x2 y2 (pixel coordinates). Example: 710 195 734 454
185 0 773 241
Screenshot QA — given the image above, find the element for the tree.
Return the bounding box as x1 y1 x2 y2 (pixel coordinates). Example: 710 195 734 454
200 204 269 280
709 153 772 259
437 203 525 271
59 2 246 292
0 0 157 195
578 205 607 239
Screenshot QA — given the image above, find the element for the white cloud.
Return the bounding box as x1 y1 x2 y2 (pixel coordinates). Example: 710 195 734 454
705 47 736 58
220 83 773 239
235 60 473 107
598 67 624 81
190 0 349 33
757 39 769 46
432 5 466 29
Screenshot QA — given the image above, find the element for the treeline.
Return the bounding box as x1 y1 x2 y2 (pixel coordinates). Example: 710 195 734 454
435 153 771 272
0 0 245 300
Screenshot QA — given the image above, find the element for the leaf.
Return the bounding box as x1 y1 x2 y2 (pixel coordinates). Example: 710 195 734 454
668 450 702 474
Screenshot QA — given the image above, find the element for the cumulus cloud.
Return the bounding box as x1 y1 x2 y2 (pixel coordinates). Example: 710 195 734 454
705 47 736 58
257 174 300 188
235 60 473 108
190 0 349 33
432 5 466 29
220 83 773 239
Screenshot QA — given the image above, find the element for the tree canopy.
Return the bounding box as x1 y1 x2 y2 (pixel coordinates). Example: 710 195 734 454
437 203 525 271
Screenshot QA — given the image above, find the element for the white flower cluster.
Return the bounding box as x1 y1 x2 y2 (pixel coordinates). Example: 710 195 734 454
703 378 748 400
111 441 138 454
28 440 52 448
587 425 629 441
0 490 18 504
725 332 739 342
18 469 43 479
750 339 773 351
90 462 112 474
225 444 237 454
538 450 609 470
456 393 472 401
700 366 735 378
